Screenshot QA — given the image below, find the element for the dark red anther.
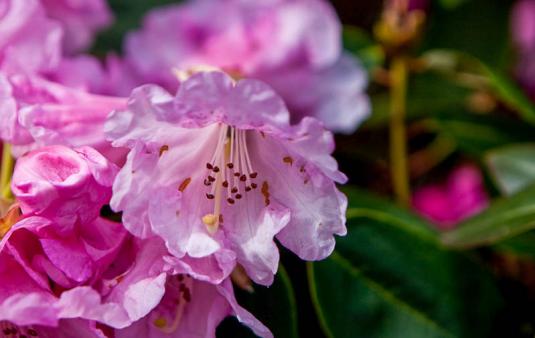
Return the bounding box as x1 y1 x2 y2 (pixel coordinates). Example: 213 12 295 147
213 166 220 173
234 172 241 177
206 193 215 200
245 186 252 192
208 176 216 182
204 179 211 186
236 194 242 199
240 175 247 182
206 163 213 170
251 183 258 189
231 187 238 194
227 163 234 169
227 198 235 204
250 172 258 178
222 181 229 188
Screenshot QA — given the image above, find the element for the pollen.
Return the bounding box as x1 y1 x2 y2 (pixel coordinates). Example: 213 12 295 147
154 318 168 329
159 145 169 157
202 214 218 226
178 178 192 192
283 156 294 166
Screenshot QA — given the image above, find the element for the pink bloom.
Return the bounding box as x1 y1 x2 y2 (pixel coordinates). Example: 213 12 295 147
106 71 347 285
0 0 62 74
122 0 370 133
116 276 272 338
0 73 127 161
412 164 489 229
40 0 113 53
0 319 108 338
512 0 535 99
11 146 117 231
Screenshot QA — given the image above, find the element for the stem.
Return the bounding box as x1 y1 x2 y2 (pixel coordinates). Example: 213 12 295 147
389 57 410 207
0 143 14 201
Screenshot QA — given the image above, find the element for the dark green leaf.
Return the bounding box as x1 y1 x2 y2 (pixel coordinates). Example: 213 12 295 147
423 0 513 69
493 232 535 260
442 184 535 248
309 190 502 338
217 266 299 338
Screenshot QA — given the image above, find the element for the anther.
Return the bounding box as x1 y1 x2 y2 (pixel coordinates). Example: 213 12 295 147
231 187 238 193
227 163 234 169
245 186 252 192
240 175 247 182
251 183 258 189
206 194 215 199
208 176 216 182
235 194 242 199
234 172 240 177
222 181 229 188
250 172 258 178
204 179 211 186
213 166 220 173
206 163 213 170
227 198 235 205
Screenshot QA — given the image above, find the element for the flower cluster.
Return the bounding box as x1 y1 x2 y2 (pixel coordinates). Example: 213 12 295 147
0 0 366 336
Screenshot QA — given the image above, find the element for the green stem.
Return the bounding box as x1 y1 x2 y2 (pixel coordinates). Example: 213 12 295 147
1 143 14 201
389 57 410 207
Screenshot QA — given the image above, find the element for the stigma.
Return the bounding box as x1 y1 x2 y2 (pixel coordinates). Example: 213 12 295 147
201 125 259 234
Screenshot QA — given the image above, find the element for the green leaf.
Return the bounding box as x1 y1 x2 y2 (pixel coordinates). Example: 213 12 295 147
442 184 535 248
485 69 535 125
486 144 535 195
430 112 535 156
493 232 535 260
217 265 299 338
423 0 513 69
309 190 502 338
343 26 384 73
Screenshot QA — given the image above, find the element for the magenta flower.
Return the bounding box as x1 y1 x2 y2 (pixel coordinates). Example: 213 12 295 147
0 146 156 328
0 319 108 338
512 0 535 100
0 73 127 161
11 146 117 231
116 276 272 338
106 71 347 285
412 164 489 229
122 0 370 133
0 0 62 74
40 0 113 53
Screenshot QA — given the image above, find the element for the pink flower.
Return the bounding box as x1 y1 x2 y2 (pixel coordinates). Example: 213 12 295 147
0 146 166 329
0 0 62 74
11 146 117 231
512 0 535 99
0 73 127 161
40 0 114 53
0 319 108 338
122 0 370 133
115 276 272 338
412 164 489 229
106 71 348 285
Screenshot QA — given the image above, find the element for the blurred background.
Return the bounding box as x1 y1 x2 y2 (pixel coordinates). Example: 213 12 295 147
94 1 535 337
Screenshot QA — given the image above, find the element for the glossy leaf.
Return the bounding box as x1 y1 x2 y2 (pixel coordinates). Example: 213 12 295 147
217 265 299 338
309 189 502 338
442 183 535 248
486 144 535 195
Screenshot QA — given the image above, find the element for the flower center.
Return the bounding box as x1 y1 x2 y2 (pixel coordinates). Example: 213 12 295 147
201 125 258 234
153 275 193 334
0 321 39 337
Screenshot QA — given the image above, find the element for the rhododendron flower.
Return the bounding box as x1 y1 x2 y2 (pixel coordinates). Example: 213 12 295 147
0 0 62 74
412 164 489 229
0 73 127 160
122 0 370 133
11 145 117 231
0 319 108 338
106 71 347 285
40 0 113 53
512 0 535 100
116 276 272 338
